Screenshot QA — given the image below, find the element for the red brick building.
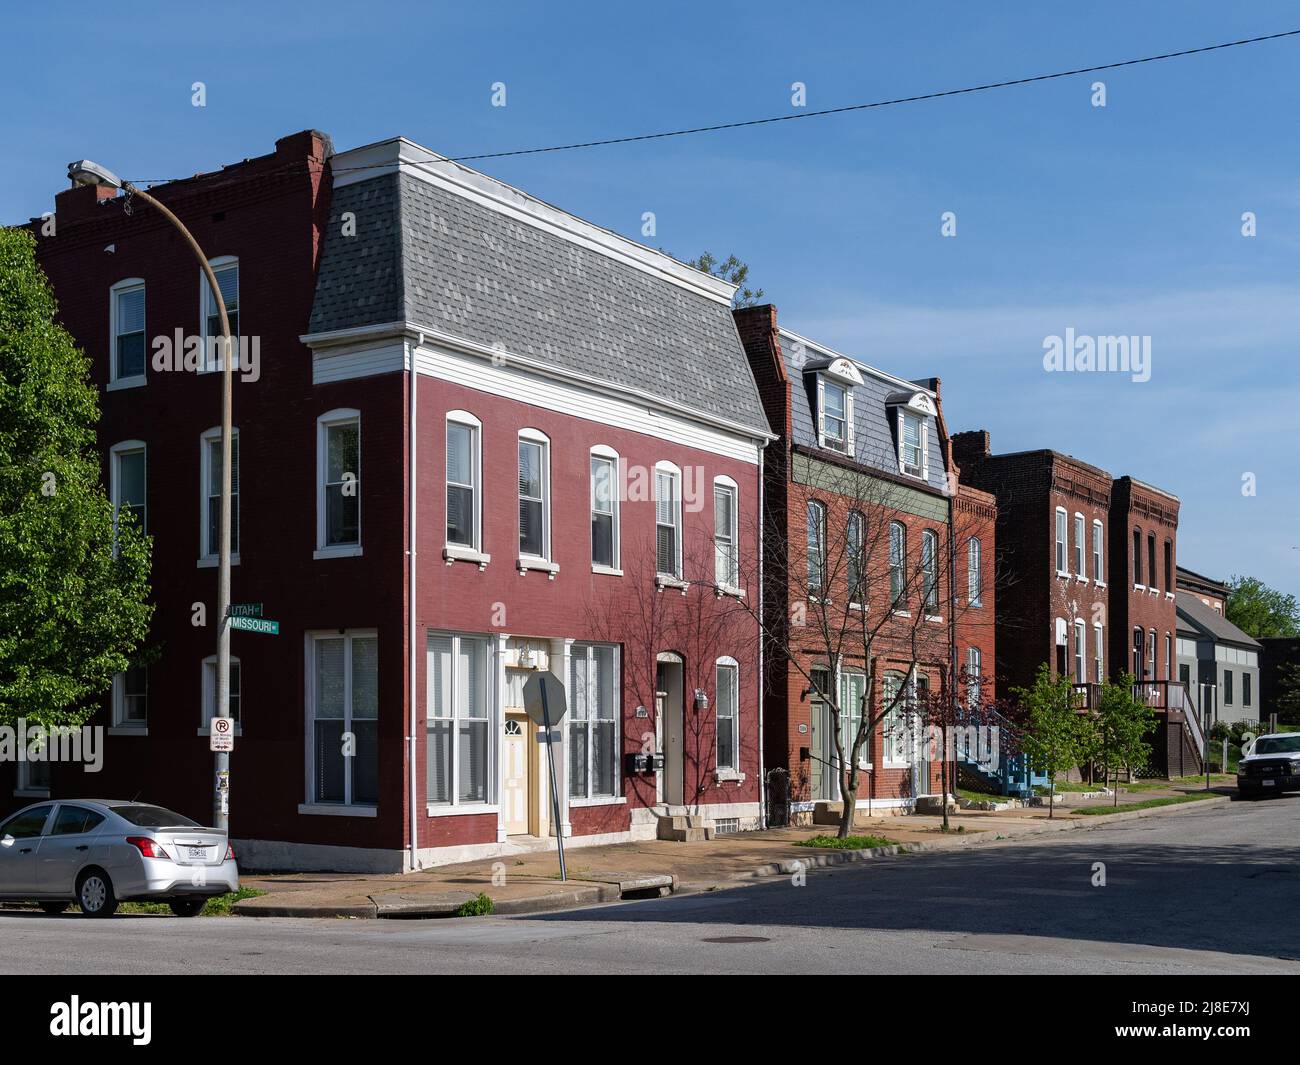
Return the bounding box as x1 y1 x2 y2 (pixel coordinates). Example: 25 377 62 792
735 306 995 818
13 131 774 870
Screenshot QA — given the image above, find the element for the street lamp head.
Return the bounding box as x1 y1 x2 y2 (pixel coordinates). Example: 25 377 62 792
67 160 123 190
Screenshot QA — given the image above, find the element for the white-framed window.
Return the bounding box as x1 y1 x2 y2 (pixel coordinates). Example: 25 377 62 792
921 529 939 612
427 632 491 807
965 647 982 708
200 256 239 370
316 409 360 555
1073 513 1085 576
517 429 551 561
307 631 378 808
590 447 620 571
1074 620 1086 683
199 426 239 561
715 658 740 772
1164 632 1172 681
1147 629 1156 681
817 377 852 453
898 410 927 478
569 644 619 800
112 665 148 729
1054 507 1067 574
109 440 146 545
967 536 982 606
108 278 146 387
881 671 910 767
847 510 865 604
806 500 826 593
839 669 866 760
201 655 242 731
889 521 906 606
713 477 739 589
655 463 682 579
1133 529 1143 585
1094 622 1104 683
1092 519 1104 582
446 411 481 552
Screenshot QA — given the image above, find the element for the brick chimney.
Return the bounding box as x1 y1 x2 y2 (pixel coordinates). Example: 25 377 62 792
53 182 119 225
951 429 991 468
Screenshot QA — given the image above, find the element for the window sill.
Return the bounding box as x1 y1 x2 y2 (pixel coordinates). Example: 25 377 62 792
569 795 628 808
196 726 243 737
426 804 498 818
1055 570 1071 580
714 584 745 600
655 575 689 594
444 545 490 569
314 545 363 560
713 769 746 784
1095 581 1108 590
849 602 865 612
106 375 147 392
1165 591 1175 600
882 761 911 771
891 609 911 618
1134 583 1146 592
967 599 983 609
591 564 623 577
197 554 241 569
1074 575 1089 584
108 726 147 737
517 557 559 579
298 803 377 818
924 614 945 624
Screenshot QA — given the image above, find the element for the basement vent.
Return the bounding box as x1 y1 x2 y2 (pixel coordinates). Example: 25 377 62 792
713 817 740 836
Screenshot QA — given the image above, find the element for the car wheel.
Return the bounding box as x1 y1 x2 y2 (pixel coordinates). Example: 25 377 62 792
38 901 69 915
76 870 118 918
169 899 205 918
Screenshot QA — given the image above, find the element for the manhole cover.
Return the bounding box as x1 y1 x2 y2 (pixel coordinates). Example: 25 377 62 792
701 936 770 944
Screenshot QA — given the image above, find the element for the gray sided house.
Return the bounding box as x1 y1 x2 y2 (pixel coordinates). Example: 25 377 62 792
1175 569 1261 726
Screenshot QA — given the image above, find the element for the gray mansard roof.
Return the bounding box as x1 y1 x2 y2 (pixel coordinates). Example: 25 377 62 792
308 147 770 437
780 331 949 494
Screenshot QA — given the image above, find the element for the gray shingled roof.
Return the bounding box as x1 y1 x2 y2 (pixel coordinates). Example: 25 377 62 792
308 171 770 436
1176 591 1260 648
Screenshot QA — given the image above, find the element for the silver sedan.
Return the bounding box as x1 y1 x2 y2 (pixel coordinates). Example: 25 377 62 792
0 800 238 917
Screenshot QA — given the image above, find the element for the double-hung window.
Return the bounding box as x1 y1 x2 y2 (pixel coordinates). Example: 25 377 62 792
714 480 739 589
427 633 491 806
1147 534 1158 591
889 521 906 607
1074 620 1086 683
201 258 239 370
309 632 378 807
518 431 550 561
819 379 849 452
1094 623 1104 683
446 414 481 552
113 666 148 729
317 410 360 554
1133 529 1143 585
1224 669 1234 706
921 529 939 612
1092 520 1104 582
590 450 619 570
1055 508 1068 573
201 655 242 731
715 659 739 772
881 672 910 766
1073 513 1085 576
110 279 146 386
655 465 682 579
806 501 826 594
899 411 925 477
200 427 239 560
967 536 982 606
569 644 619 800
847 511 865 604
966 647 982 708
111 442 147 538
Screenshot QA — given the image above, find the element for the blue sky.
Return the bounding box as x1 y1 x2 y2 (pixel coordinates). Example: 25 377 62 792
4 1 1298 594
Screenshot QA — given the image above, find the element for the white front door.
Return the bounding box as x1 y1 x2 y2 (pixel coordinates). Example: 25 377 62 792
502 716 528 835
657 661 684 806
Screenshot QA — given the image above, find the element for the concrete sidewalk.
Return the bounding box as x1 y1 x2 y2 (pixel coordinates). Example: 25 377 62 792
234 784 1232 919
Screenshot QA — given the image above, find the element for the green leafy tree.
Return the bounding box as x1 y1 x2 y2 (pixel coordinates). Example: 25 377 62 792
1013 664 1082 818
687 252 765 308
0 228 152 728
1274 662 1300 726
1225 575 1300 639
1095 673 1156 804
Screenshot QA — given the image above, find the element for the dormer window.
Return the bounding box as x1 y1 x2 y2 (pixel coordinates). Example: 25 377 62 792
887 391 935 481
805 355 862 455
822 380 848 451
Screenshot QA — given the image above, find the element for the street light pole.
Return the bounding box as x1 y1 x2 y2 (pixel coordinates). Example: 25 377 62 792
68 161 235 831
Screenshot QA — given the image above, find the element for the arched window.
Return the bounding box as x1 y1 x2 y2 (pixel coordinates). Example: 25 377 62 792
846 510 865 604
806 501 826 593
967 536 982 606
889 521 906 607
921 529 939 612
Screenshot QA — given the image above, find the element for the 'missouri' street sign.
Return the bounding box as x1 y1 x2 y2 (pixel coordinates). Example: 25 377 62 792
229 615 279 635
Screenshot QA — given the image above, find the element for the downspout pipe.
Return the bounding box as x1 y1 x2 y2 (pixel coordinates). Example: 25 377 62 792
408 333 423 872
756 450 766 829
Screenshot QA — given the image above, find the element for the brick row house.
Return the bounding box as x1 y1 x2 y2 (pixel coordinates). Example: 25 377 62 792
734 306 996 819
18 131 774 871
952 432 1202 776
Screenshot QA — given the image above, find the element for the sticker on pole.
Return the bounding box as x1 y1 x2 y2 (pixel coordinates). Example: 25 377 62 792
522 671 568 728
209 717 235 752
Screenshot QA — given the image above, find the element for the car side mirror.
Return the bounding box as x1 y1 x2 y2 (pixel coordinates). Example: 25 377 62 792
0 835 13 848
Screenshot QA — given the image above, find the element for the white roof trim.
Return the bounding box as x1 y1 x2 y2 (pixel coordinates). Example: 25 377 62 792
330 137 736 306
779 328 937 398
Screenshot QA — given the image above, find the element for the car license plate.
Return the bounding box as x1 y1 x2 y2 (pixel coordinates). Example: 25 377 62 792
188 846 208 861
1262 780 1275 787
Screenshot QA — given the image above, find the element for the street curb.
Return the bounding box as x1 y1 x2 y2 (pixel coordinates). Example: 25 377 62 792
232 794 1230 920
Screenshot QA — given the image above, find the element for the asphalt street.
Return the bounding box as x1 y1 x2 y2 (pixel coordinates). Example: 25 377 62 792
3 794 1297 974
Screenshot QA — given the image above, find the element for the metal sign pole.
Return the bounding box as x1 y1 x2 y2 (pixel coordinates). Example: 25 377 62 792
541 683 566 882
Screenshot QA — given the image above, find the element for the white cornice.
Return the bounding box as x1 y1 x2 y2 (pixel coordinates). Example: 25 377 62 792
329 137 736 306
779 328 937 398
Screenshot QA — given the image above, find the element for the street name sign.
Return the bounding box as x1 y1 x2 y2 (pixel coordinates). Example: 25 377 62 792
229 615 279 635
